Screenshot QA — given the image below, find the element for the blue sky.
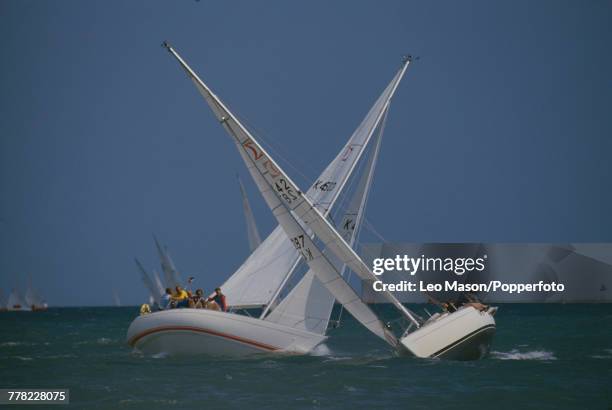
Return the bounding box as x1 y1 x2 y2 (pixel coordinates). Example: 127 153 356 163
1 0 611 306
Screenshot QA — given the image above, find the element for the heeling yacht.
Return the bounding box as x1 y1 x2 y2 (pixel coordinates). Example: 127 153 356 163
127 43 497 359
127 43 407 355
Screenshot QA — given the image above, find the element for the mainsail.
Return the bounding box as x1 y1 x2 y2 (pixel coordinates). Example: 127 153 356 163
163 43 416 344
238 175 262 252
168 43 408 309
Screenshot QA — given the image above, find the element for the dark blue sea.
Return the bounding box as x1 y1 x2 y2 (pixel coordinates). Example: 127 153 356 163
1 304 610 409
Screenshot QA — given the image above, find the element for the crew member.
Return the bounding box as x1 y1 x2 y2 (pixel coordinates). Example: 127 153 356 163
208 287 227 312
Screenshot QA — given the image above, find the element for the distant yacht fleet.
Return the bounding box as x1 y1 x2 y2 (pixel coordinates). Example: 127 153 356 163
1 278 48 311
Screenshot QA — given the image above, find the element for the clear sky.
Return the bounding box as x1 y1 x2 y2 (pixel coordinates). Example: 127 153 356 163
1 0 611 306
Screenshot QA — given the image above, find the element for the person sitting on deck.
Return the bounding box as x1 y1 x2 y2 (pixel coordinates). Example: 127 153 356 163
172 285 189 308
189 289 207 309
207 287 227 312
456 293 488 312
160 288 173 310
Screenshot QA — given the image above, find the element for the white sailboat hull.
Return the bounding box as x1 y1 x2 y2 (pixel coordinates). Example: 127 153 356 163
400 306 496 360
127 309 327 356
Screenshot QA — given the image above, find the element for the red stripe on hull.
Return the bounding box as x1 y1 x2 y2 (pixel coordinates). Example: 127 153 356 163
128 325 281 352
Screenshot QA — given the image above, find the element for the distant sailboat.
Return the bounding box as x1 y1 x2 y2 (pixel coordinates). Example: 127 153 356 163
153 270 165 296
24 276 48 311
135 258 162 306
153 235 182 289
113 290 121 307
7 288 28 311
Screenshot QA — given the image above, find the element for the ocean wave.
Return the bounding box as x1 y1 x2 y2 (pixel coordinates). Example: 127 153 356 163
1 341 22 347
151 352 169 359
44 354 78 359
13 356 33 361
1 341 39 347
590 349 612 359
310 344 332 356
491 349 557 361
74 337 117 346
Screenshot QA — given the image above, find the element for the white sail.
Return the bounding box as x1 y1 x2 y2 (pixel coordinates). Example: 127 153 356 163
153 270 165 296
165 250 183 287
24 275 45 308
153 235 182 288
238 175 262 252
164 43 407 309
163 43 411 343
135 258 161 305
236 146 396 344
265 112 386 334
24 288 41 308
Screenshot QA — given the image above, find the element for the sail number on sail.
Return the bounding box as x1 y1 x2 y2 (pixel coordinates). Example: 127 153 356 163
242 139 282 179
290 234 314 261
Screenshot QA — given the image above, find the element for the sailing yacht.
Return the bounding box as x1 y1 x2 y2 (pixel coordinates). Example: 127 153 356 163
24 276 48 311
6 288 29 311
127 43 496 359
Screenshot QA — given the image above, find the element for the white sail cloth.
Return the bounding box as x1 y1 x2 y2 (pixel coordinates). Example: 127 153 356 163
265 120 385 334
218 59 407 308
135 258 162 305
163 43 412 344
24 287 43 307
234 145 397 344
238 175 262 252
153 236 182 288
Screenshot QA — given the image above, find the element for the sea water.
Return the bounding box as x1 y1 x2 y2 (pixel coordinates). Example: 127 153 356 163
0 304 610 409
